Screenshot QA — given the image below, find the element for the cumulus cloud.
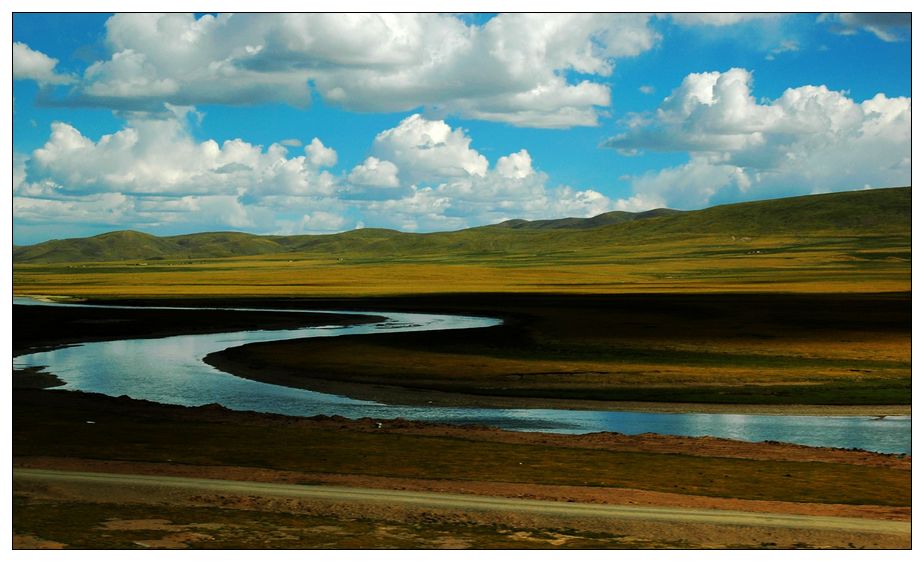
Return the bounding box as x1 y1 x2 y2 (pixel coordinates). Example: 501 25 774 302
359 116 612 230
358 118 617 226
496 149 534 180
606 68 910 209
15 112 615 239
13 42 74 84
51 13 661 127
25 115 337 198
362 174 611 232
348 157 400 187
13 109 349 238
818 13 910 42
305 137 337 168
371 114 488 183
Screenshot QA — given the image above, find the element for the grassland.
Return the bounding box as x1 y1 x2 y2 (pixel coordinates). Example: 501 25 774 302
12 187 911 297
11 231 911 297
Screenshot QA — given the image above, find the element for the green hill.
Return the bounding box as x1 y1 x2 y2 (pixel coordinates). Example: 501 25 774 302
12 187 910 264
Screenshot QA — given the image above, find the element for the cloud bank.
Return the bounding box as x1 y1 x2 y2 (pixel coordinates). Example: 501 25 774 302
15 112 613 236
32 13 662 128
606 68 910 209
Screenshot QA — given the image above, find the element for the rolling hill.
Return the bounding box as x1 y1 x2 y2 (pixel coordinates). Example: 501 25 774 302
12 187 911 264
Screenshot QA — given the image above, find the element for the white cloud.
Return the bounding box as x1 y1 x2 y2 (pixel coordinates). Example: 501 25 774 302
15 111 615 240
669 14 780 27
348 157 400 187
639 85 655 95
283 210 349 233
13 42 74 84
25 114 337 199
818 13 910 42
14 193 135 225
496 149 534 180
620 158 751 209
57 13 662 128
371 114 488 183
606 68 910 209
279 138 302 147
361 119 611 230
362 187 457 232
305 137 337 168
766 39 799 60
14 110 347 239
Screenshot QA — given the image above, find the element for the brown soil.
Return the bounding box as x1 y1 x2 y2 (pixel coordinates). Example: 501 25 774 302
11 535 68 549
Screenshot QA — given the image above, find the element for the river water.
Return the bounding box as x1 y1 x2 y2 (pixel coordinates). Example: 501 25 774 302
13 298 910 454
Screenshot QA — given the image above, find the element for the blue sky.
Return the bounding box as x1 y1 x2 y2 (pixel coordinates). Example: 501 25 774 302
11 12 911 244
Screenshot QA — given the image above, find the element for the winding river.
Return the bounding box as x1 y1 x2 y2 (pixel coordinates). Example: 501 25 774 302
13 298 910 454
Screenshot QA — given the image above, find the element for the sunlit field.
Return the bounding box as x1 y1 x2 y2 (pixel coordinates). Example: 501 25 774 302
12 232 910 298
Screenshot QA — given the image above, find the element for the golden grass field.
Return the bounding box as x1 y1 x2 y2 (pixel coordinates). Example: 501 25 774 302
12 233 911 298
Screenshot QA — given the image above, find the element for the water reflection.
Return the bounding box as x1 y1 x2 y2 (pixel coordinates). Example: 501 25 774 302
13 299 910 454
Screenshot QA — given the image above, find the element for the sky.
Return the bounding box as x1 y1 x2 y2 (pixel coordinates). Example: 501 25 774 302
10 11 912 245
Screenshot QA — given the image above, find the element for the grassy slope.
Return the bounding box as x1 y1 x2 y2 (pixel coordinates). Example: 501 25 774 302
11 187 912 297
12 187 911 264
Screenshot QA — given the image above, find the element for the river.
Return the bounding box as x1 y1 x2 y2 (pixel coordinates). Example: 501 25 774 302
13 298 910 454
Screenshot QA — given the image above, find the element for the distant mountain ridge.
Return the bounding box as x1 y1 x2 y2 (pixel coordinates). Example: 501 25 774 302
13 187 911 264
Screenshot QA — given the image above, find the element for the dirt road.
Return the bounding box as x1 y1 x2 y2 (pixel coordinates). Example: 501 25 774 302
14 468 909 537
